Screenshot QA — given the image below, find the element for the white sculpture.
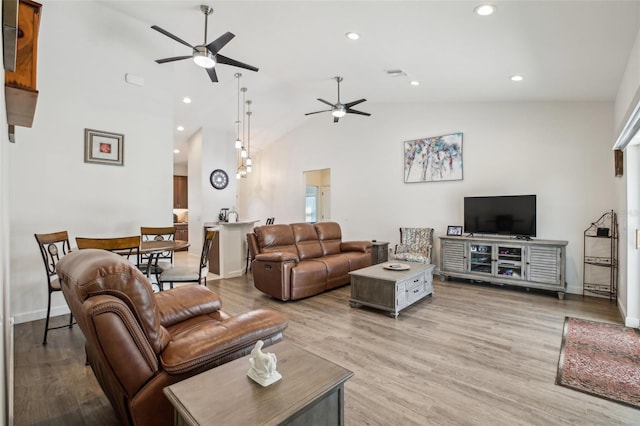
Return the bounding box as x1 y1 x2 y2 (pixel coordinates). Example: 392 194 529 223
247 340 282 386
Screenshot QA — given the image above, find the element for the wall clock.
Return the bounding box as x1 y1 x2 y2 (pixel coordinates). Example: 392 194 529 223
209 169 229 190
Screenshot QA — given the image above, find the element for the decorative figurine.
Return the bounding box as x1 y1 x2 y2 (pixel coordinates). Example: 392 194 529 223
247 340 282 386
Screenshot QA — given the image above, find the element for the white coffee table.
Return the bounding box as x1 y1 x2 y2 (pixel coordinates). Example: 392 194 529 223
349 262 435 317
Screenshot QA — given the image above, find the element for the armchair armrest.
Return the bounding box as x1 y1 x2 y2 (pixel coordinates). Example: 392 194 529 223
254 252 299 263
340 241 372 253
155 285 222 328
160 308 288 375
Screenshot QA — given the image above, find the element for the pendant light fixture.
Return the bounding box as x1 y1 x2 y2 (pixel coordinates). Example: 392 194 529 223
234 73 242 149
246 100 252 173
240 87 248 159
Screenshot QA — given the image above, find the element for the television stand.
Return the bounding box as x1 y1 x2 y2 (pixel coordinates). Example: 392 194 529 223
439 235 567 299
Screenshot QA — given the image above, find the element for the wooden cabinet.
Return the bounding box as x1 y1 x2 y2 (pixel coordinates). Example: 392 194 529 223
371 241 389 264
173 175 188 209
5 0 42 128
439 236 568 299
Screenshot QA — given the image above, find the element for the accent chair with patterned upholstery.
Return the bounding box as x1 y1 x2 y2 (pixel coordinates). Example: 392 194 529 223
391 227 433 264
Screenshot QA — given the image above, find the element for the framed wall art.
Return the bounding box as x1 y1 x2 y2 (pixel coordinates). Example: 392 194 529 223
84 128 124 166
404 132 463 183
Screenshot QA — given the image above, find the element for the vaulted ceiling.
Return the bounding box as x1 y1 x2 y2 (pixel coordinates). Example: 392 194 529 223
99 1 640 165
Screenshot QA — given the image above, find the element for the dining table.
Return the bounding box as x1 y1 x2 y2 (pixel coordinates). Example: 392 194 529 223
139 239 190 280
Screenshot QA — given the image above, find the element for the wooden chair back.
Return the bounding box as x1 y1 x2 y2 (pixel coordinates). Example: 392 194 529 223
76 236 141 260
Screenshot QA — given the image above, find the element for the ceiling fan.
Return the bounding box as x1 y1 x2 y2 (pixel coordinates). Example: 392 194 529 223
151 5 258 83
305 77 371 123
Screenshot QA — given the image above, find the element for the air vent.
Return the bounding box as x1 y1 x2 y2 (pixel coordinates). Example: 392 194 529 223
385 69 407 77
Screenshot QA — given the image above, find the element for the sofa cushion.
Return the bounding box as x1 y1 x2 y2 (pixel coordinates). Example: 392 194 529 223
290 260 327 299
292 223 323 260
255 224 298 256
314 254 350 289
315 222 342 255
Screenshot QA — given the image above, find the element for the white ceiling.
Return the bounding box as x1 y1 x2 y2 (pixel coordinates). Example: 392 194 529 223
99 1 640 165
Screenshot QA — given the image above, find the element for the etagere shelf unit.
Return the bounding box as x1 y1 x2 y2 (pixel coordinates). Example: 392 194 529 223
583 210 618 299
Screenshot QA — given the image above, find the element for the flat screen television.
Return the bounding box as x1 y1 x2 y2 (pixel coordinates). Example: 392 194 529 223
464 195 536 237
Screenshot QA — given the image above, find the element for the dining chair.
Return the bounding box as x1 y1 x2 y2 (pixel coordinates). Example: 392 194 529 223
76 236 141 262
157 229 216 291
34 231 75 345
139 226 176 277
245 217 275 272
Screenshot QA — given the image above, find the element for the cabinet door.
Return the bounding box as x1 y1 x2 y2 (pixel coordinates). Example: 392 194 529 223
441 239 465 272
496 244 524 279
527 246 562 285
173 176 188 208
468 242 493 275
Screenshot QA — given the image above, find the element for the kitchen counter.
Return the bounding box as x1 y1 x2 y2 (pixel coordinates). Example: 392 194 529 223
204 220 259 278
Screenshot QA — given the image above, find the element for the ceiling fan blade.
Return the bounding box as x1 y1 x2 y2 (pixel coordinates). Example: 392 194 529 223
151 25 194 49
305 110 332 116
345 98 367 108
317 98 334 107
216 54 259 72
155 55 192 64
334 116 340 123
206 32 235 55
206 67 219 83
346 109 371 116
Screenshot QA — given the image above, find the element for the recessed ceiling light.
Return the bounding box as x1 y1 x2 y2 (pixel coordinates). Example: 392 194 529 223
510 75 524 82
173 149 180 154
177 126 184 131
474 4 496 16
410 81 420 86
182 97 192 104
345 32 360 40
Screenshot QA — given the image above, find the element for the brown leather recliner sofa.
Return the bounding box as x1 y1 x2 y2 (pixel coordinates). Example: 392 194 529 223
56 249 288 426
247 222 372 300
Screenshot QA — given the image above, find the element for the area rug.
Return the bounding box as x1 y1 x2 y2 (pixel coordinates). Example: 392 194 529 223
556 317 640 409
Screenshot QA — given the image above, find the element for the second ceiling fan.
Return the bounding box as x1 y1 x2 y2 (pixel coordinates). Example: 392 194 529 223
151 5 258 83
305 77 371 123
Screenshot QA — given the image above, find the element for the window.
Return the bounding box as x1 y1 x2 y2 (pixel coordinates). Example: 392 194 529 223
305 185 318 223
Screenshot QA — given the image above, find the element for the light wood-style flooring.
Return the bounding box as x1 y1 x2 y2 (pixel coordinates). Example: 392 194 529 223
14 253 640 425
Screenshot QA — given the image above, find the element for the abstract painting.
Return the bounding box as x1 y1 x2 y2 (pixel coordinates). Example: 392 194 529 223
404 132 463 183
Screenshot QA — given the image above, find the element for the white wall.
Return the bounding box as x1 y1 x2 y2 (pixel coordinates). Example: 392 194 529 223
8 2 175 323
240 101 616 294
614 27 640 326
1 65 11 423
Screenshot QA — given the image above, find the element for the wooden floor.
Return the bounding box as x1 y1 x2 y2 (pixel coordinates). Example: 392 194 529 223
13 254 640 425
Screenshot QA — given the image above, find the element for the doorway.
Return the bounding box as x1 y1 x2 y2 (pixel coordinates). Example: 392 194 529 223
303 169 331 223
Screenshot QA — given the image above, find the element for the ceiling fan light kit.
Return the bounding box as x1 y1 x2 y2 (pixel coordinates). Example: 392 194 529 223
151 4 258 82
192 46 215 68
305 76 371 123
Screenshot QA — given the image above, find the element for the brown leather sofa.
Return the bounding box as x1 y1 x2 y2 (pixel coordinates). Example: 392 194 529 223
248 222 372 300
56 249 288 426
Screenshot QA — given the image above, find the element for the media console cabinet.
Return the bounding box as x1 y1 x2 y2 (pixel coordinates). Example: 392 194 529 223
439 235 568 299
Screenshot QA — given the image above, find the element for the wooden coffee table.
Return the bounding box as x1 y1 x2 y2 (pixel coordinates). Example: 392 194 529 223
163 341 353 426
349 262 435 317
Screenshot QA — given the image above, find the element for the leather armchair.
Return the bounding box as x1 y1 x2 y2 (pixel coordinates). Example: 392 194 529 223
56 249 288 426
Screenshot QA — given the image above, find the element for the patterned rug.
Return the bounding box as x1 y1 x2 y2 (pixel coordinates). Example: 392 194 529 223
556 317 640 409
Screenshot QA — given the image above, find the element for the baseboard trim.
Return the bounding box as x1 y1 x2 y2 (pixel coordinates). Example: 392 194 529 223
12 305 70 325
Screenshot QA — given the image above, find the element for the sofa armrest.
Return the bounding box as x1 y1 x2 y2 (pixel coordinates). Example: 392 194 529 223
341 241 372 253
255 252 299 263
160 309 288 375
155 285 222 328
